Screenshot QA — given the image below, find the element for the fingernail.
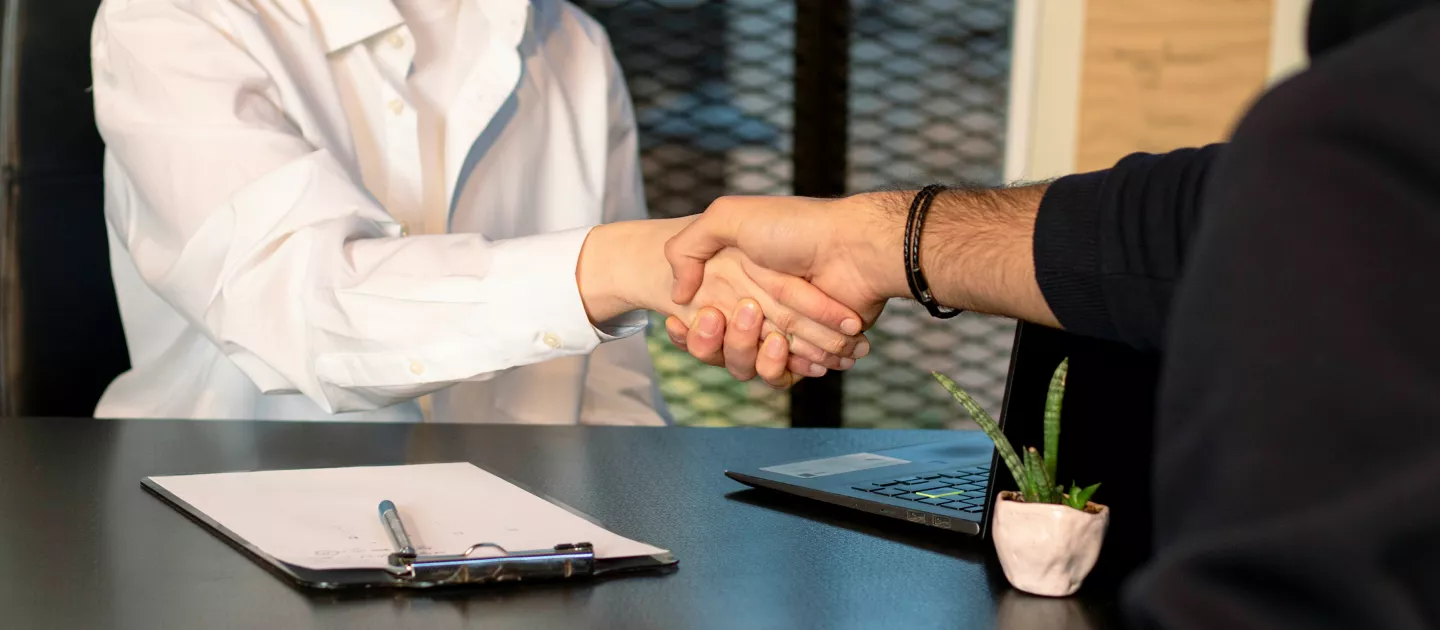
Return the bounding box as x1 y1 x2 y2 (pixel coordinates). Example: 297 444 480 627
855 340 871 358
838 357 855 370
737 301 760 330
841 318 861 335
808 364 827 377
764 334 788 359
698 311 722 338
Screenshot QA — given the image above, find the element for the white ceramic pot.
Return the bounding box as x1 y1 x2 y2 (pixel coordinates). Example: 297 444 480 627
991 490 1109 597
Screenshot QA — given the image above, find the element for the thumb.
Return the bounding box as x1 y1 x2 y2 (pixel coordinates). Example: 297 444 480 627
665 203 744 303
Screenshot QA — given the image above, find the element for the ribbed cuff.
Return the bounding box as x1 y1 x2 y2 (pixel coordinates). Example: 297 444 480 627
1033 170 1118 340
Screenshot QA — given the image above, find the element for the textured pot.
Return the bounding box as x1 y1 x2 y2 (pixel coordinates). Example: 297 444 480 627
991 490 1109 597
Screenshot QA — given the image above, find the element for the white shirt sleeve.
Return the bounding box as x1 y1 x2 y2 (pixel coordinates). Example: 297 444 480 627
574 9 671 424
92 3 610 414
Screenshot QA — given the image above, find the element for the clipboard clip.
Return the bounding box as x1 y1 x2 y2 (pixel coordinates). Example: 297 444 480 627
386 541 596 585
378 500 594 585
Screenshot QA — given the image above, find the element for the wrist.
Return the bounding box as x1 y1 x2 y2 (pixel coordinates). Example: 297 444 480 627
900 185 1050 321
842 190 912 300
576 222 640 323
577 219 688 324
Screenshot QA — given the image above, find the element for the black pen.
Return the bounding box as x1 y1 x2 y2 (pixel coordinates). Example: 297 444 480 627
378 499 417 559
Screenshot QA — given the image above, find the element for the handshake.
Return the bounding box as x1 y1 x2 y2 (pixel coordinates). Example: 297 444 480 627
576 186 1054 389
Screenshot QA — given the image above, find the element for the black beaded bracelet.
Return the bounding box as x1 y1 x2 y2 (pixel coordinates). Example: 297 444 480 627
904 184 963 319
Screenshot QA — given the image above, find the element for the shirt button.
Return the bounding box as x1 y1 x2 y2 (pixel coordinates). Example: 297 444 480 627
409 361 425 375
399 221 410 237
386 32 405 49
388 99 405 115
543 333 562 349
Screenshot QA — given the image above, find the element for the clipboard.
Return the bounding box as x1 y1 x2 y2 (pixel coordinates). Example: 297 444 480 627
141 464 677 590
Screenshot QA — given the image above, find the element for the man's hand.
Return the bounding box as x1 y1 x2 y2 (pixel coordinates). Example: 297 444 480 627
664 187 1061 336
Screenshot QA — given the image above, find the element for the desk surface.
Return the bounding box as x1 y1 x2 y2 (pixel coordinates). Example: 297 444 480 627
0 418 1122 629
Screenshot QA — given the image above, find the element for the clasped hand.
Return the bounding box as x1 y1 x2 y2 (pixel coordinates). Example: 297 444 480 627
658 196 901 388
580 200 897 389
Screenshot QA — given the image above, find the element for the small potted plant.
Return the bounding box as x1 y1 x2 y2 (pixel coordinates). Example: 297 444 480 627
932 359 1108 597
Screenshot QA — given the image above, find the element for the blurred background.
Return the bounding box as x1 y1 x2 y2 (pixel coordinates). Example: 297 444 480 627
0 0 1303 427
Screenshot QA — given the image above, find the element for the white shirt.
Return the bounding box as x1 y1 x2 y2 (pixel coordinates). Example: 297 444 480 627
89 0 669 425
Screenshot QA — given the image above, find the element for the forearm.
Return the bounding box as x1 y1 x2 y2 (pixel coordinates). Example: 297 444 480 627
856 186 1060 327
855 145 1220 347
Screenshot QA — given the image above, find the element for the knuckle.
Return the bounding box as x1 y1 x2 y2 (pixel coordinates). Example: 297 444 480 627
770 309 797 332
773 278 798 305
705 196 737 215
662 238 683 263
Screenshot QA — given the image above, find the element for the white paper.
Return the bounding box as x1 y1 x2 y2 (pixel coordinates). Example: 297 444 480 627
150 462 667 570
761 452 910 478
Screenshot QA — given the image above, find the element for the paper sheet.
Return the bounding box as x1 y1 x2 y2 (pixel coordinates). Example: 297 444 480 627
150 462 667 570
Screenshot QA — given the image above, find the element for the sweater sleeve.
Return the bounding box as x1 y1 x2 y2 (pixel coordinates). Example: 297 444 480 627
1032 143 1225 351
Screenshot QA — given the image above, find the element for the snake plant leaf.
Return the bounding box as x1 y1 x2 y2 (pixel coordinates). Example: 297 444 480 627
1073 482 1101 507
1023 447 1051 503
1043 359 1068 488
933 372 1028 499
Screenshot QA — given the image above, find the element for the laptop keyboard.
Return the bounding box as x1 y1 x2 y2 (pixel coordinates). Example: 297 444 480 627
849 465 991 514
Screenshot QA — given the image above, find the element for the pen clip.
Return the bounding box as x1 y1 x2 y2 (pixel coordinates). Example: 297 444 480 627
378 500 417 560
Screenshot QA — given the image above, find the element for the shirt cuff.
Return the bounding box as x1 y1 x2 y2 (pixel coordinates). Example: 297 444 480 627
484 227 606 356
593 310 649 341
1033 169 1118 340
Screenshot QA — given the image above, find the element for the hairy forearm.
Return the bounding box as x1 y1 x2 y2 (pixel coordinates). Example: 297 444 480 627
856 185 1061 328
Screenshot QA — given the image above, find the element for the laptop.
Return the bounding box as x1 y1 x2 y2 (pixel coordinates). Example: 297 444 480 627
726 436 999 535
725 322 1162 553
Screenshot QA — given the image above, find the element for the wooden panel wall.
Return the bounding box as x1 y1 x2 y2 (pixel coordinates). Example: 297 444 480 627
1074 0 1275 172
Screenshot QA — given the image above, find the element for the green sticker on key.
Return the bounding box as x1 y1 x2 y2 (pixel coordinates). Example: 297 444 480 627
916 490 965 499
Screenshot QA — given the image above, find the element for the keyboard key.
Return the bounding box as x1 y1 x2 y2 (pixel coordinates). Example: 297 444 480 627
962 505 985 513
916 487 963 499
920 497 950 506
897 493 929 501
961 466 988 473
956 483 984 492
874 480 903 487
894 476 920 483
873 488 905 497
941 500 970 510
897 481 947 493
916 473 943 480
852 484 882 492
962 496 987 505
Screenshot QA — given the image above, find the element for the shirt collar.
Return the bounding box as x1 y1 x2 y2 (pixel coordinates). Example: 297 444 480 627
307 0 405 53
307 0 531 54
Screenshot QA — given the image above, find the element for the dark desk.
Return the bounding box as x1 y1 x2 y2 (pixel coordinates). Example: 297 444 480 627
0 418 1122 629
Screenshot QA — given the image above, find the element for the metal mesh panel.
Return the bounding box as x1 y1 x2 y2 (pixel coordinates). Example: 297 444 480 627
574 0 795 427
574 0 1016 428
844 0 1016 429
